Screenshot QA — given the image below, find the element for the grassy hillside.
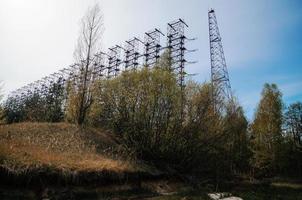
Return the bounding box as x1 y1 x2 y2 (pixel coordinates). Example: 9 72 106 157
0 122 158 186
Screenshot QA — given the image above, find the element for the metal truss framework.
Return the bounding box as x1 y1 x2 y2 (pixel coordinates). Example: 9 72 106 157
208 9 232 111
168 19 188 90
8 19 196 110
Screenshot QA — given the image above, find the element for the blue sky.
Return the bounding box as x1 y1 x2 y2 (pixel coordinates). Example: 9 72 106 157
0 0 301 120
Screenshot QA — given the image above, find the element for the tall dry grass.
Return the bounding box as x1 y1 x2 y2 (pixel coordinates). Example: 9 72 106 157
0 122 142 175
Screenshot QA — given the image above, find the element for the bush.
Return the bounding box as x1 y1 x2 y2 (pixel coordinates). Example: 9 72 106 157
88 69 184 163
86 68 250 177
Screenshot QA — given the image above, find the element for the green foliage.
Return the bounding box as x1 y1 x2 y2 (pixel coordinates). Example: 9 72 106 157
250 83 283 176
66 70 94 125
282 101 302 177
65 81 82 123
284 102 302 150
23 92 45 121
154 49 173 71
3 96 25 123
181 81 222 172
4 80 64 123
86 69 250 179
13 55 302 181
43 81 65 122
88 68 184 163
223 101 250 172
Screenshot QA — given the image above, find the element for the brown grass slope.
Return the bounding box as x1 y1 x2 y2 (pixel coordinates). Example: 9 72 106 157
0 123 158 186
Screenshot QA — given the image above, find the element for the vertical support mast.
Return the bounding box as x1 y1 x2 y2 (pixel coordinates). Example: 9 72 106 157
144 29 163 67
167 19 188 90
124 38 140 70
107 46 121 78
167 19 188 120
208 9 232 111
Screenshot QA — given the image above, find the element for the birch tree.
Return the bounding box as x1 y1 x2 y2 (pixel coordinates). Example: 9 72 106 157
69 3 104 124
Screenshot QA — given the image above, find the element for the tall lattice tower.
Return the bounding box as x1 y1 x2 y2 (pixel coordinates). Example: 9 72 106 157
208 9 232 111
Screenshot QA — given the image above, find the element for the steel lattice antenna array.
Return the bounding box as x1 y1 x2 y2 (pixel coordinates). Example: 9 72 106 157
208 9 232 111
167 19 188 91
7 19 196 111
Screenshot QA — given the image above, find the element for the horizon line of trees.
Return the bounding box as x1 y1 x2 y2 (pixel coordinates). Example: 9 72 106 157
1 66 302 180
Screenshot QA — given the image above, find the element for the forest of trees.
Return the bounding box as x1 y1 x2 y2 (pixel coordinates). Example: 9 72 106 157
1 67 302 182
0 4 301 184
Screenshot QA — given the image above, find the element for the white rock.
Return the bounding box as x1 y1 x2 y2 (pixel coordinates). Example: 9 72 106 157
208 193 243 200
208 193 222 200
221 197 243 200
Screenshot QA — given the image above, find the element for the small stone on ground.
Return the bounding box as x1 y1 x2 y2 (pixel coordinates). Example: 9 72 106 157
208 193 243 200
